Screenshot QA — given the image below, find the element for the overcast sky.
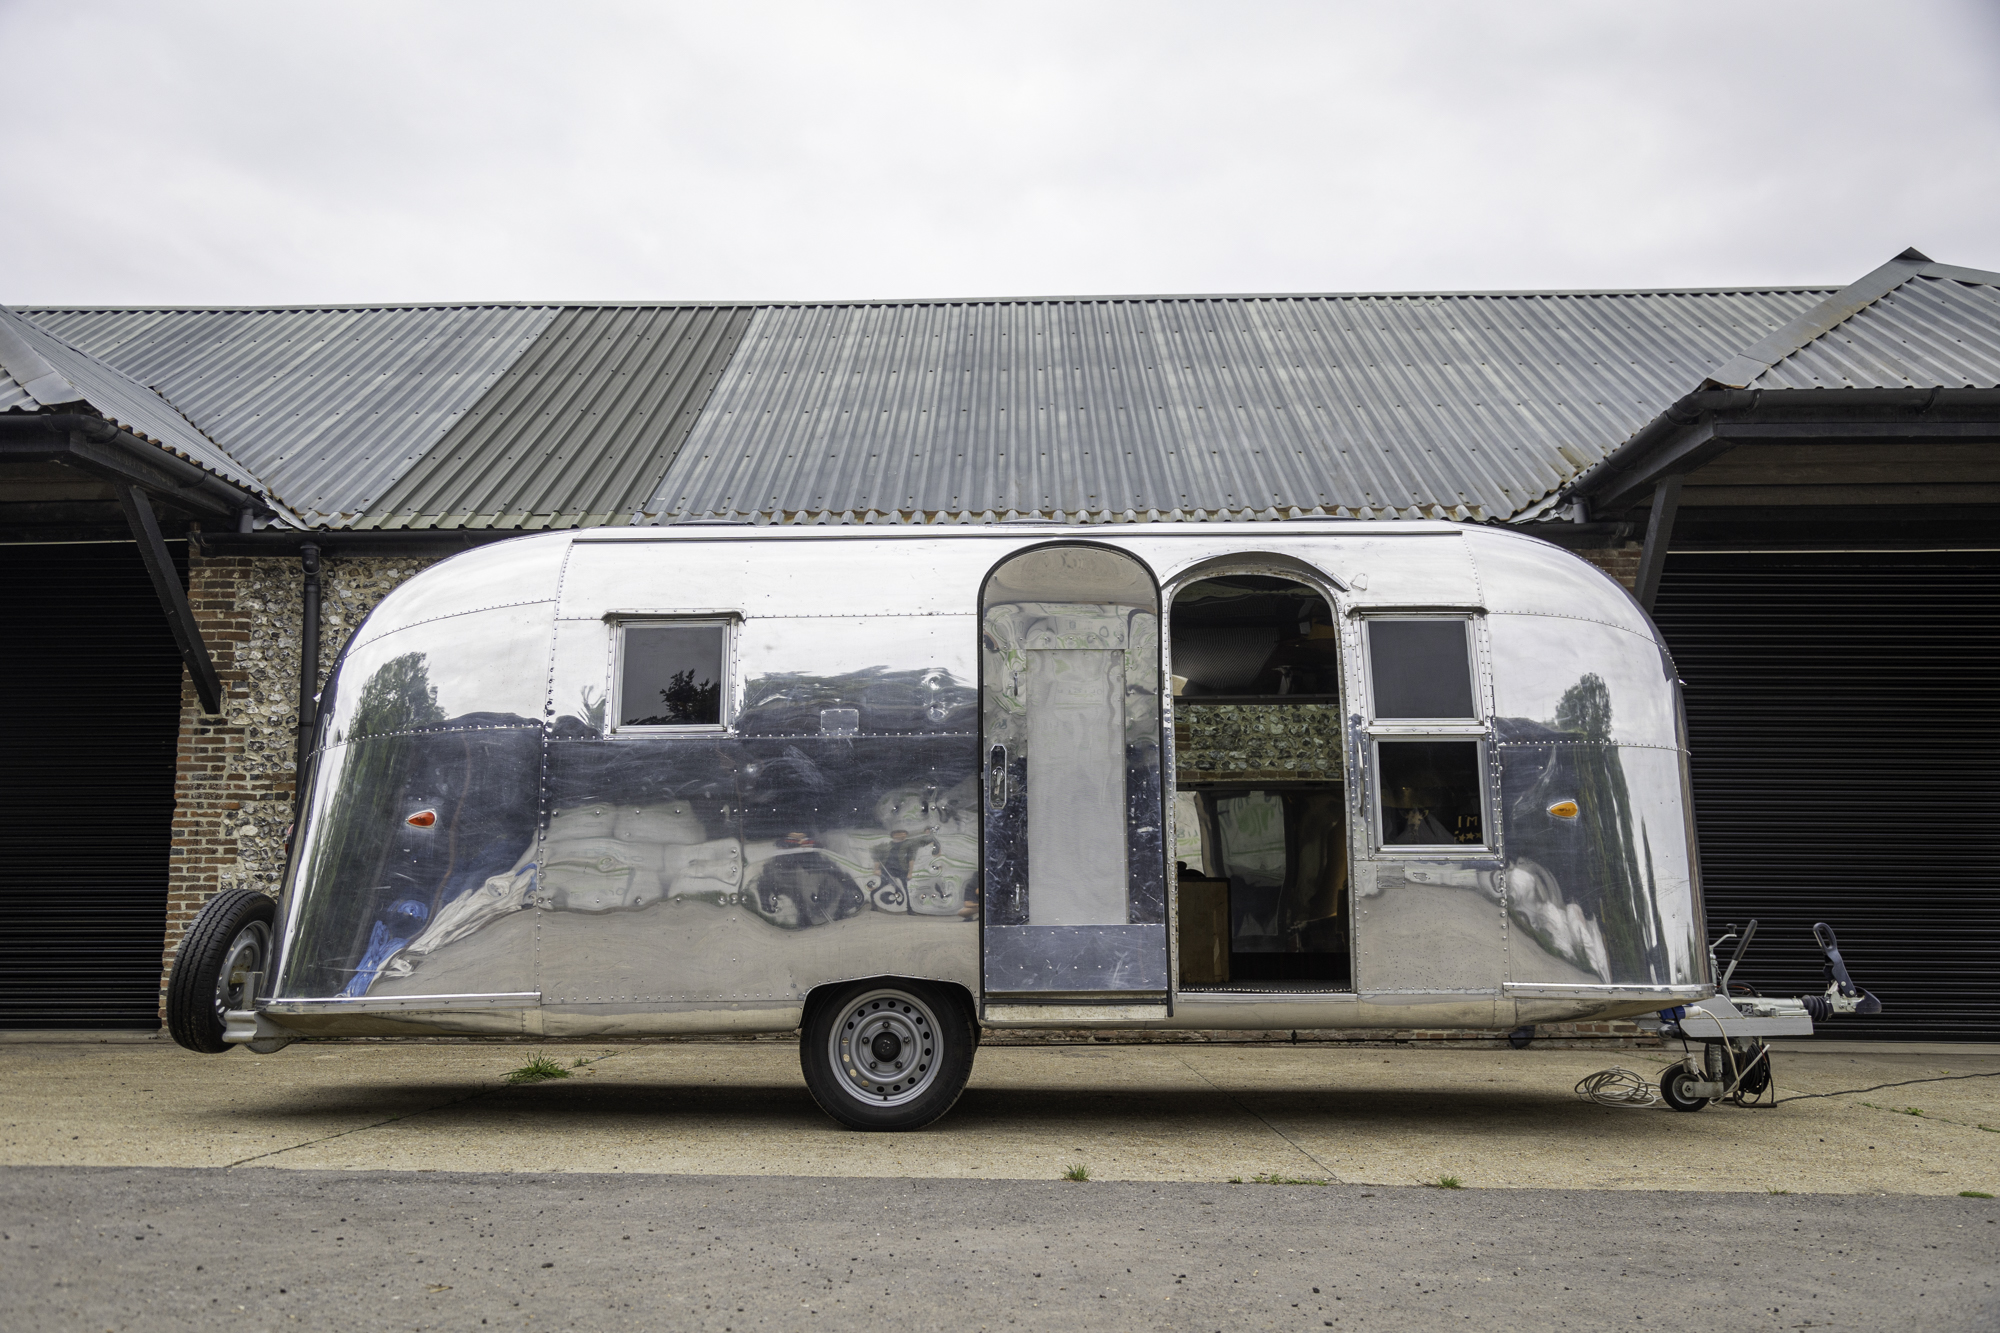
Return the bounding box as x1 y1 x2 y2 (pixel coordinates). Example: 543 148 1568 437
4 0 1997 305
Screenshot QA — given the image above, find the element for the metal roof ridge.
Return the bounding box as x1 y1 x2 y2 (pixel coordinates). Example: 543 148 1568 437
1703 248 1954 390
16 285 1845 316
0 303 292 522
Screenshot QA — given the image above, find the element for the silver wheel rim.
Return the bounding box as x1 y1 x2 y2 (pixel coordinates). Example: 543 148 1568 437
827 989 942 1107
212 920 270 1022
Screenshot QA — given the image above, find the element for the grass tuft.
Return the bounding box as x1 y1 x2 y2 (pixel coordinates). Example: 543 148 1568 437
1062 1164 1090 1182
1248 1172 1329 1186
1961 1190 1994 1199
1901 1107 1925 1117
1431 1175 1464 1190
1767 1188 1791 1195
504 1053 571 1085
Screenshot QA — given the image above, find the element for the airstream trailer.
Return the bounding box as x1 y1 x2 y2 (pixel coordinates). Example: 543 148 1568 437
166 521 1874 1128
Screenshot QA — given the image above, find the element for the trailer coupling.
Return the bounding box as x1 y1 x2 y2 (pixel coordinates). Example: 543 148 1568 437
1652 921 1881 1112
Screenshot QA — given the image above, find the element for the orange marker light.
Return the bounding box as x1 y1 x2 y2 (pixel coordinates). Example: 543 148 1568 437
1547 800 1579 819
406 809 437 828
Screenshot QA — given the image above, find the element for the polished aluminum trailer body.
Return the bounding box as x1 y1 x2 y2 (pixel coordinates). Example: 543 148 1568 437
259 521 1710 1042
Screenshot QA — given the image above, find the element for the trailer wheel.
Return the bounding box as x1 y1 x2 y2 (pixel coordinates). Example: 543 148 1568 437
1659 1064 1710 1113
800 980 976 1131
166 889 276 1054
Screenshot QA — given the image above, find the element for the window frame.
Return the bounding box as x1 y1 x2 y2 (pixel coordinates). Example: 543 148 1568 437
1360 615 1482 726
609 615 737 735
1369 736 1491 853
1356 612 1494 855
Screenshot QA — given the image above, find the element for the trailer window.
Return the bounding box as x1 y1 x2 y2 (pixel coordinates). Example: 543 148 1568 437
1375 740 1484 847
1367 619 1475 720
617 620 729 729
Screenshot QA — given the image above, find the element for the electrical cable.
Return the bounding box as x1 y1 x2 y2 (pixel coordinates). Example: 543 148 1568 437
1574 1066 1661 1108
1774 1068 2000 1105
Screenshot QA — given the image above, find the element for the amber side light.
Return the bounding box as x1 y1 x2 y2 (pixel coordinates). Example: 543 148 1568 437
1547 800 1579 819
406 810 438 827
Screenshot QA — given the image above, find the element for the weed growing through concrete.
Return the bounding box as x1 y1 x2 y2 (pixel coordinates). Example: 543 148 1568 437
572 1056 591 1068
1768 1188 1792 1195
1062 1164 1090 1182
505 1053 571 1085
1248 1173 1329 1186
1431 1175 1464 1189
1902 1107 1925 1116
1962 1190 1994 1199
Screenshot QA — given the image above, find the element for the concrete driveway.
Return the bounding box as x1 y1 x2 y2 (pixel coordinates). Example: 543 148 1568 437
5 1037 1997 1194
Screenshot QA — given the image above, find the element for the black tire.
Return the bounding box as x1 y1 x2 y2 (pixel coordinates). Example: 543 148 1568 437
1659 1064 1711 1113
166 889 277 1054
800 979 977 1131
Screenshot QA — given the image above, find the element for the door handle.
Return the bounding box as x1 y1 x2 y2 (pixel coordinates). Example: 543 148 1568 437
987 744 1009 810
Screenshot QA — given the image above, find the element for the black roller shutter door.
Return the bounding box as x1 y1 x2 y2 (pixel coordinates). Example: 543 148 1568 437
0 541 185 1029
1653 551 2000 1042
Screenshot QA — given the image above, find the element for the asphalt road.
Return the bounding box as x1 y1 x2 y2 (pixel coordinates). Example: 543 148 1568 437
3 1167 1994 1332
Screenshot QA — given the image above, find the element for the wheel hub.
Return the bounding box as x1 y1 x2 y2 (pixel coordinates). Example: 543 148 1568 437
211 921 270 1020
829 990 940 1107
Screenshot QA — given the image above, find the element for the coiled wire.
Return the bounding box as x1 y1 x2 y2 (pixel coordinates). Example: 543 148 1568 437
1574 1066 1661 1108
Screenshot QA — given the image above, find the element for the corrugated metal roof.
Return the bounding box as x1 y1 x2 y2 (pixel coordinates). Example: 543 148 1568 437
646 289 1828 524
1748 272 2000 391
0 304 276 506
359 304 749 529
22 303 556 526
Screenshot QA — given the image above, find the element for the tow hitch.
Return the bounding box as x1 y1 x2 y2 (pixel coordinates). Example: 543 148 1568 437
1654 920 1880 1112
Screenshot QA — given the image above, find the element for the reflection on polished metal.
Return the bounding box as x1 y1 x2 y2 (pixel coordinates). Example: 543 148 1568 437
981 544 1168 995
255 522 1714 1046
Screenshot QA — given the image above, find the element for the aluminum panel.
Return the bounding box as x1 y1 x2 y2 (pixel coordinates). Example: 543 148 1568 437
1498 743 1701 988
1487 613 1678 749
274 727 542 1001
557 533 998 619
348 533 571 651
1469 528 1654 637
736 616 978 737
325 602 554 743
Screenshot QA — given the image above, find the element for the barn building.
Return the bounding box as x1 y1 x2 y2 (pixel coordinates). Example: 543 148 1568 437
3 247 1994 1039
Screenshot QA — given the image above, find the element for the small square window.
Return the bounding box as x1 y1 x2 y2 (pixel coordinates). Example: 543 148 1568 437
1368 619 1475 720
618 621 729 729
1376 740 1485 848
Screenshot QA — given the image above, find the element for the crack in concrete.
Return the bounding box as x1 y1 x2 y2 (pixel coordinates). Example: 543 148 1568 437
224 1048 628 1169
1170 1051 1345 1184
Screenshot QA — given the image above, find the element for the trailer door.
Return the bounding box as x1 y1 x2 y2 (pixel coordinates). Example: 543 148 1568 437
980 545 1167 1003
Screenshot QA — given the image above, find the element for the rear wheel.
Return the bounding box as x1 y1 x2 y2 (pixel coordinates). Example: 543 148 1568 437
166 890 276 1053
800 980 976 1131
1659 1064 1711 1113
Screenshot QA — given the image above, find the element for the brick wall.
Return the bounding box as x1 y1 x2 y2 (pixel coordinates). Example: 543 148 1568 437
1573 542 1642 591
159 552 434 1009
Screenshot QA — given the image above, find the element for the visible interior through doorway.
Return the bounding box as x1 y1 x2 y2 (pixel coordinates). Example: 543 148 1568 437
1170 574 1350 991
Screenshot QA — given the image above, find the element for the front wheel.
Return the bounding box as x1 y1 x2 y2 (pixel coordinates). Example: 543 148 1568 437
1659 1064 1711 1113
800 980 976 1131
166 890 277 1053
